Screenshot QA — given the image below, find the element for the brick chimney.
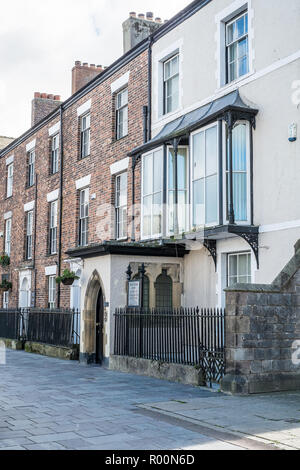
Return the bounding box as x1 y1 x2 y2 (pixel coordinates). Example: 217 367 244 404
72 62 104 94
31 93 62 127
122 12 162 54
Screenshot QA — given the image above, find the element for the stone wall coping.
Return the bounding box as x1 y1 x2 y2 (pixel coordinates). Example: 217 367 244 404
225 240 300 293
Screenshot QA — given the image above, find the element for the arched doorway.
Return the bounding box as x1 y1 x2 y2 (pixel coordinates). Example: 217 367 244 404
83 270 105 365
155 270 173 308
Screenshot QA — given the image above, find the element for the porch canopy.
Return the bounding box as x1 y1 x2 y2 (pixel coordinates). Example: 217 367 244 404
130 89 258 156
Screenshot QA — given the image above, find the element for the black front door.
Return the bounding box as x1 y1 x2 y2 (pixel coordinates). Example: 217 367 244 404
96 288 104 364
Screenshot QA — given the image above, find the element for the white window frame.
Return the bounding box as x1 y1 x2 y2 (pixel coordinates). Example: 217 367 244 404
7 163 13 198
5 218 12 256
141 147 164 241
26 211 33 260
116 88 128 140
28 150 35 187
79 188 89 247
163 54 180 116
3 291 9 309
48 275 56 309
51 134 59 174
190 122 220 229
115 172 128 240
226 10 249 84
166 145 189 236
80 113 90 159
49 200 58 255
227 251 252 286
216 0 253 89
222 120 251 225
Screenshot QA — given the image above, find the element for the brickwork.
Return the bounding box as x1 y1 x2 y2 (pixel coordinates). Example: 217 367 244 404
0 50 147 309
222 240 300 394
31 93 62 126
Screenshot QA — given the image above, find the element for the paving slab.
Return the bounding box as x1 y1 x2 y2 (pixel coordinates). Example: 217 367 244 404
0 349 291 450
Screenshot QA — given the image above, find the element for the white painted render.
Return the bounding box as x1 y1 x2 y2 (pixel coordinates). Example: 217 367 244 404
77 99 91 117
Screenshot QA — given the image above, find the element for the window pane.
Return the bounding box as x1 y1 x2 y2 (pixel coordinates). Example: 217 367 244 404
193 179 204 227
206 175 218 224
233 173 247 221
239 55 249 77
236 15 245 39
193 132 205 180
239 254 250 277
229 42 237 62
143 195 152 238
178 190 187 234
232 124 247 171
229 60 237 82
227 22 235 45
178 149 187 190
229 255 238 277
153 150 163 193
153 192 162 235
143 154 153 196
206 126 217 176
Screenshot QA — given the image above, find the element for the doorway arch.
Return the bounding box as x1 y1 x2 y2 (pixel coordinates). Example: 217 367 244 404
20 277 31 308
83 270 105 364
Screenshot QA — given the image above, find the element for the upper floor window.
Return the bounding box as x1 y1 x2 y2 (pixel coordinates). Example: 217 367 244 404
79 188 89 247
226 123 248 222
168 147 188 235
7 163 13 198
51 135 59 174
25 211 33 260
142 149 163 239
192 124 218 228
226 11 249 83
116 89 128 140
49 201 58 255
228 252 251 286
80 113 90 159
163 54 179 115
28 150 35 187
5 218 11 256
48 275 56 309
115 172 127 240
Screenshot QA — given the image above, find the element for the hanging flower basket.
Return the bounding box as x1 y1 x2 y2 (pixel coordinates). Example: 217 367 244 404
56 269 79 287
0 255 10 268
0 280 12 292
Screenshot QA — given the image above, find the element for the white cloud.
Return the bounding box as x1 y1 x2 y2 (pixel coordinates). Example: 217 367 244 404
0 0 191 137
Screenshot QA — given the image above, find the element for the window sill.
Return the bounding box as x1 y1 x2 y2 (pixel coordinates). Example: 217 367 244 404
217 71 255 93
156 107 182 125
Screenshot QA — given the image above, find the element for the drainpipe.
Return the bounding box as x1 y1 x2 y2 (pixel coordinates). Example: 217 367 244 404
33 175 38 307
57 105 64 308
227 112 235 225
147 37 153 141
173 138 179 236
143 106 148 144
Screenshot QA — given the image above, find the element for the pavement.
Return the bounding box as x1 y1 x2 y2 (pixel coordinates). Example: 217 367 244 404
0 350 298 450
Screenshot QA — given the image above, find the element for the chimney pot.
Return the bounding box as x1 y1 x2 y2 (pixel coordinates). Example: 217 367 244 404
34 92 41 98
129 12 136 18
146 12 154 20
83 62 88 66
90 64 96 68
97 65 103 69
41 93 47 99
75 60 81 66
54 95 61 101
155 17 162 23
47 94 54 100
138 13 145 19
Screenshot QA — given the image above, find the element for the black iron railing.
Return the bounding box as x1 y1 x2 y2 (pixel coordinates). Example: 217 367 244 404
0 308 80 347
114 307 226 385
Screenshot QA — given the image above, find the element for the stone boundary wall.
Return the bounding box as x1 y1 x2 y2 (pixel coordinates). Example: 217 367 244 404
221 240 300 395
0 338 79 361
109 355 205 387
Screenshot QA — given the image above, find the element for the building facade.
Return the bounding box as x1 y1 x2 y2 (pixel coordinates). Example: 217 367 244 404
0 1 299 367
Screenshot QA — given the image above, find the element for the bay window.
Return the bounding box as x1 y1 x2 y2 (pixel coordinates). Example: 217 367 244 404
226 122 248 222
168 147 188 235
142 149 163 239
192 124 218 228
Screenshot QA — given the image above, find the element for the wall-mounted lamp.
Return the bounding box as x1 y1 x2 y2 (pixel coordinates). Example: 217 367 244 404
288 123 297 142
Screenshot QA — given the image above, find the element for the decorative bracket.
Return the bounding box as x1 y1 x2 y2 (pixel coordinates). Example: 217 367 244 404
203 240 217 271
238 232 260 269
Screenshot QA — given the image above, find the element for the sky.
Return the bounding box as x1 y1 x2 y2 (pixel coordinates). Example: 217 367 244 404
0 0 191 138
